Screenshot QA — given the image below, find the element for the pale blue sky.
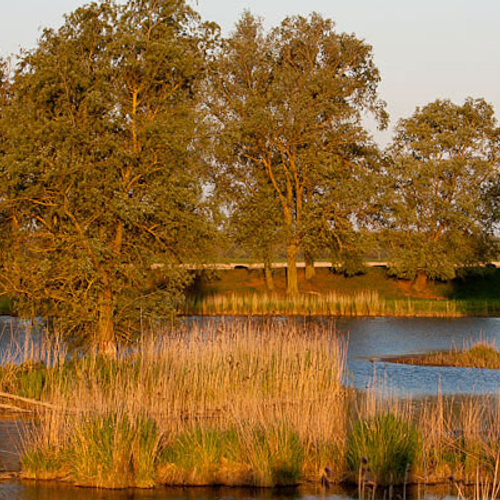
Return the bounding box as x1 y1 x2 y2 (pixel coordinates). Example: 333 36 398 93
1 0 499 145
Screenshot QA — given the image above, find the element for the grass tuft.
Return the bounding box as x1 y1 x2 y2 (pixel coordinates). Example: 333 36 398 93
346 412 421 485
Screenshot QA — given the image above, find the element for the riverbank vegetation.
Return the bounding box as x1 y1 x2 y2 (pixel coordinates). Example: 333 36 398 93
15 320 346 488
0 320 497 490
184 267 500 317
184 291 500 317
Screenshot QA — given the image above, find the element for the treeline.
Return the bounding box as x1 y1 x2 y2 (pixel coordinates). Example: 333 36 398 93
0 0 499 350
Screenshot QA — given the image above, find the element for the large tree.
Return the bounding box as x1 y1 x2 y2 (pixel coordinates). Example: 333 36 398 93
210 12 386 293
384 98 500 288
0 0 215 352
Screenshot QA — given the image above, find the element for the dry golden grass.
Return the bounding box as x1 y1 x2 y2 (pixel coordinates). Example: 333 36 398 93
183 291 485 317
18 319 347 487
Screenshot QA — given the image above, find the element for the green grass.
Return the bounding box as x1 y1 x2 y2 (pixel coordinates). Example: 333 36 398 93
346 413 421 486
22 413 160 488
158 423 303 487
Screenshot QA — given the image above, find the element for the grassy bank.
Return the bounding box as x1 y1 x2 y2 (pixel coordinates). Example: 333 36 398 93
184 267 500 317
184 291 500 317
3 320 500 490
390 340 500 369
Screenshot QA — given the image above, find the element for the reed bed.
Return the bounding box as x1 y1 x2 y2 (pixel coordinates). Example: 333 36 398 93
12 320 347 488
5 319 500 491
183 292 500 317
349 386 500 488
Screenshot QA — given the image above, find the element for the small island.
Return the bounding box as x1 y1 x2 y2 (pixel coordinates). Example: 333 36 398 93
386 342 500 369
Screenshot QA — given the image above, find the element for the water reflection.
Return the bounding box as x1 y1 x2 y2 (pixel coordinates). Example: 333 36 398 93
0 483 473 500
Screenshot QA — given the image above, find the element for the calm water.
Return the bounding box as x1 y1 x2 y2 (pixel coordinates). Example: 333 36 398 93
0 483 467 500
334 316 500 395
0 315 499 499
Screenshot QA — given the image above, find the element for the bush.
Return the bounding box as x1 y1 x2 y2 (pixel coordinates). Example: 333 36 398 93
158 423 304 487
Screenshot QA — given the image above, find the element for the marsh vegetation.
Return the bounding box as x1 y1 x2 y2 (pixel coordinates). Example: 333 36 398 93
0 320 496 491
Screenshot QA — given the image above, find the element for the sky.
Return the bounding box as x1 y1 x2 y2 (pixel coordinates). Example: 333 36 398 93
1 0 499 146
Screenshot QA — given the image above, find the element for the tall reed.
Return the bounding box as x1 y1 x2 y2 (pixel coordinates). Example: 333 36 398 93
184 292 500 317
17 320 347 488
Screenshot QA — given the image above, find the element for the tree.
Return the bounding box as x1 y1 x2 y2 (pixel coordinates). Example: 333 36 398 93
229 178 283 291
0 0 215 352
210 12 386 293
383 98 500 289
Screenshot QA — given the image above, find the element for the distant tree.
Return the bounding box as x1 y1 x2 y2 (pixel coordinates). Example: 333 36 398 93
209 12 387 294
384 98 500 289
0 0 216 353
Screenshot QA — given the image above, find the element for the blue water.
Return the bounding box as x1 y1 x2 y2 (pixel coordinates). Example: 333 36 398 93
333 316 500 396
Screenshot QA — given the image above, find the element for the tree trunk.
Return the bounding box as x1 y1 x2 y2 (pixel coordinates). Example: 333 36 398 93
413 271 428 292
304 251 315 280
97 289 117 357
286 243 299 294
264 260 274 292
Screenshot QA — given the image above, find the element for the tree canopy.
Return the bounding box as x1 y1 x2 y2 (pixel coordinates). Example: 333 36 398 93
0 0 216 351
209 12 387 293
2 2 500 341
383 98 500 286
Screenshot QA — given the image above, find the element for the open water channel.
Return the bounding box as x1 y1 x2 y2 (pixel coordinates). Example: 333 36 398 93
0 315 499 499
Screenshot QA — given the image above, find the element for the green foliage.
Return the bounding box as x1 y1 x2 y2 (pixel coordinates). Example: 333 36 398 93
0 0 217 348
384 98 500 282
229 180 284 268
210 12 386 293
346 413 421 485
